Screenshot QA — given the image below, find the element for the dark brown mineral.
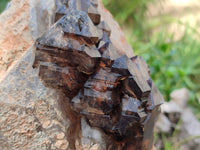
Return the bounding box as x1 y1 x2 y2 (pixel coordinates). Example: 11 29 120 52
33 0 164 149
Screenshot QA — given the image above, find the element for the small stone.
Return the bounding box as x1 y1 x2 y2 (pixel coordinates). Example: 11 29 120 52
170 88 189 108
155 114 171 133
161 101 182 113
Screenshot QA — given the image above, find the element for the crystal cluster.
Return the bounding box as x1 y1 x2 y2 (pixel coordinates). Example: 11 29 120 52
33 0 164 149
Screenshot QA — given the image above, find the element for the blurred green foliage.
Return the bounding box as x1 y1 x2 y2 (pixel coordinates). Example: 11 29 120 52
134 28 200 111
0 0 9 13
102 0 156 35
102 0 200 112
0 0 198 149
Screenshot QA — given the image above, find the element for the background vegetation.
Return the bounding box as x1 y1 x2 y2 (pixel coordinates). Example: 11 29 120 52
102 0 200 149
1 0 200 149
0 0 9 12
102 0 200 113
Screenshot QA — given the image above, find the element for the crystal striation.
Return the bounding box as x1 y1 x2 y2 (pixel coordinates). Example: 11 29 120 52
33 0 164 149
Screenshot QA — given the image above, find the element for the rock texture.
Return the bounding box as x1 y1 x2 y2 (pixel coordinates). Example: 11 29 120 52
0 0 163 150
0 0 33 81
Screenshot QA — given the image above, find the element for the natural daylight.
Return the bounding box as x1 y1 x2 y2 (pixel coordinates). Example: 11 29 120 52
0 0 200 150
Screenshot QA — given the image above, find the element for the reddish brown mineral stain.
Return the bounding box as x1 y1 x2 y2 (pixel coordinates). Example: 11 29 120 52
0 0 33 80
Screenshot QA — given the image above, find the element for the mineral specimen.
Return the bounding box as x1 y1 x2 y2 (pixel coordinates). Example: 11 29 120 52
33 0 164 149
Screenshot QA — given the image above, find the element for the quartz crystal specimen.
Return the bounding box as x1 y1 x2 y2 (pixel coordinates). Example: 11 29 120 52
33 0 164 149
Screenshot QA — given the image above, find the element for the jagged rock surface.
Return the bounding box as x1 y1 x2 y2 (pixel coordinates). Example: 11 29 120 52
33 0 164 149
0 0 164 150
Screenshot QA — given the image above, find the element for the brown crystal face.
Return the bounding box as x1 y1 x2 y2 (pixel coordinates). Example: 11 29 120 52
33 0 164 149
